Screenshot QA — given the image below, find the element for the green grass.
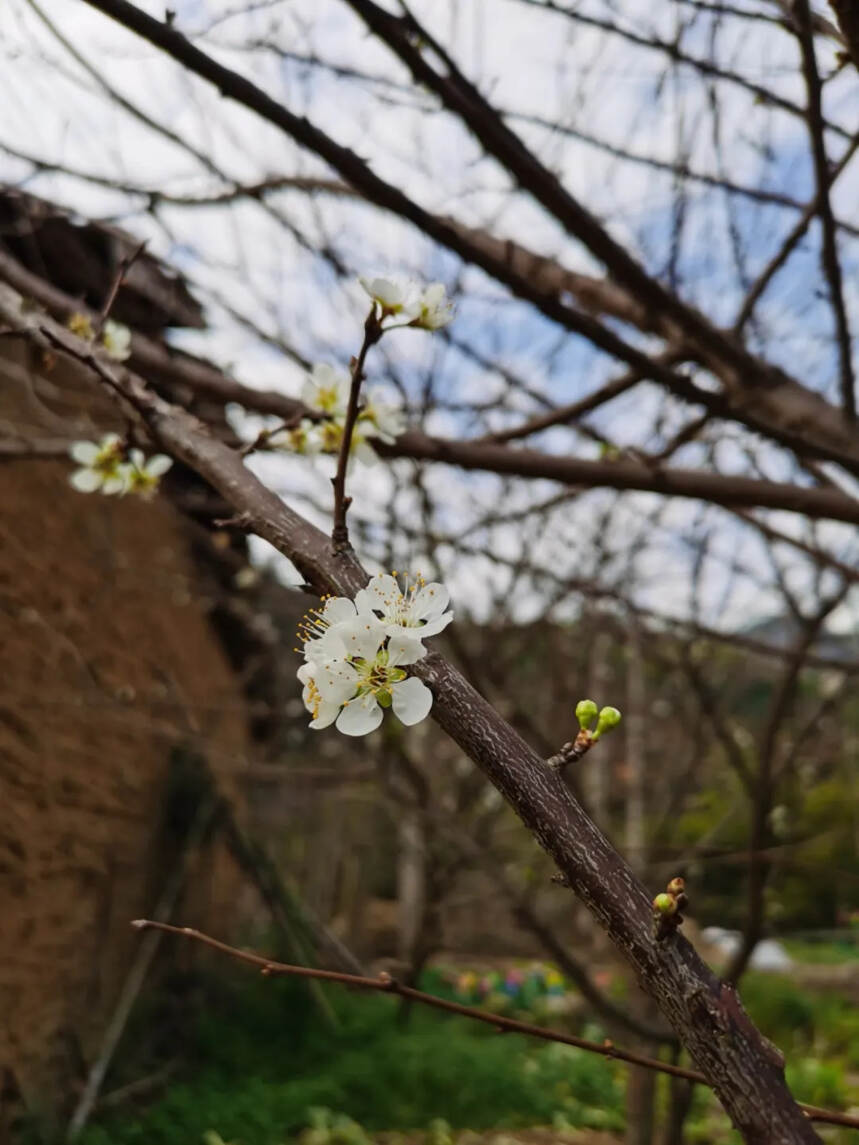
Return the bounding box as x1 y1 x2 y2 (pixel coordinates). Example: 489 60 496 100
76 976 624 1145
62 965 859 1145
782 938 859 965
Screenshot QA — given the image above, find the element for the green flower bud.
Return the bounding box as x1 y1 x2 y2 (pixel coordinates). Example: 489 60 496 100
666 877 686 897
575 699 599 731
592 705 622 740
653 893 678 916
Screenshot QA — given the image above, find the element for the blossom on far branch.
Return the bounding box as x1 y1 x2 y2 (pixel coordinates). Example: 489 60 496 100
268 419 322 456
123 449 173 499
68 435 172 499
65 313 133 361
270 368 404 466
101 319 132 361
358 388 406 444
408 282 454 330
301 362 350 418
360 276 454 331
359 276 411 318
68 433 126 494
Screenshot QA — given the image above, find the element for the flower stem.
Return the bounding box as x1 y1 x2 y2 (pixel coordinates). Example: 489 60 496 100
331 307 383 554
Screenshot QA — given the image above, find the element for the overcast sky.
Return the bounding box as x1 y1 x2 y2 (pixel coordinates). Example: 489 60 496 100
2 0 857 633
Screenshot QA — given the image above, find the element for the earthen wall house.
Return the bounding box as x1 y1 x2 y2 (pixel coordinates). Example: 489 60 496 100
0 192 254 1121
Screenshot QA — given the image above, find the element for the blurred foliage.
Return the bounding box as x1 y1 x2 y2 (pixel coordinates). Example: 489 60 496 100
76 974 623 1145
68 962 859 1145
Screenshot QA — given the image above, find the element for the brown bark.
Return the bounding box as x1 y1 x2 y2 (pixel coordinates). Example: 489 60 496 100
828 0 859 68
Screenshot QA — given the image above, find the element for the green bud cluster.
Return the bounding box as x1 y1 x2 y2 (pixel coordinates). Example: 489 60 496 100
575 699 622 740
652 875 688 941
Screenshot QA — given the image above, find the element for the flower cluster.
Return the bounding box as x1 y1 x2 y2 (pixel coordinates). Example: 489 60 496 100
68 433 172 498
271 363 405 464
360 277 453 330
66 314 132 361
295 572 453 736
268 278 451 464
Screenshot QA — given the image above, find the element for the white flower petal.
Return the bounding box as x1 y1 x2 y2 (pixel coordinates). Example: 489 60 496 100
411 583 450 620
364 574 401 610
391 678 433 726
387 634 427 667
336 695 383 736
146 454 173 477
310 660 358 704
352 438 379 466
322 597 358 625
69 467 102 493
129 449 146 469
360 276 405 309
310 701 342 730
416 612 454 637
300 377 318 407
70 441 99 465
338 616 387 662
304 630 348 662
101 470 130 496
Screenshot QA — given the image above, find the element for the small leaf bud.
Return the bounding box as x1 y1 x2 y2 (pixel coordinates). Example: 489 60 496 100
592 705 622 740
653 893 678 916
575 699 598 731
666 877 686 897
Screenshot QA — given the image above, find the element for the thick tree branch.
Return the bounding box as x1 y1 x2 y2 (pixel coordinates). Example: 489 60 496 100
379 432 859 527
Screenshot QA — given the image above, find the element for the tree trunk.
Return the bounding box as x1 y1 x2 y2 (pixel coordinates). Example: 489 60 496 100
397 808 427 967
625 619 648 874
625 1065 657 1145
585 625 612 825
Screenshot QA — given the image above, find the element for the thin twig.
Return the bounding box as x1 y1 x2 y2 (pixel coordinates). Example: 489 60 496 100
93 239 147 340
793 0 855 420
331 308 382 554
128 920 859 1130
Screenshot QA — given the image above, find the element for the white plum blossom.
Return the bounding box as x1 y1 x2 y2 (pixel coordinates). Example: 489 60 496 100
269 418 322 456
301 362 350 417
122 450 173 498
299 625 432 736
68 436 172 498
354 572 453 639
315 418 380 467
101 320 132 361
68 433 127 494
359 388 406 443
360 276 410 316
409 283 453 330
295 575 452 736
